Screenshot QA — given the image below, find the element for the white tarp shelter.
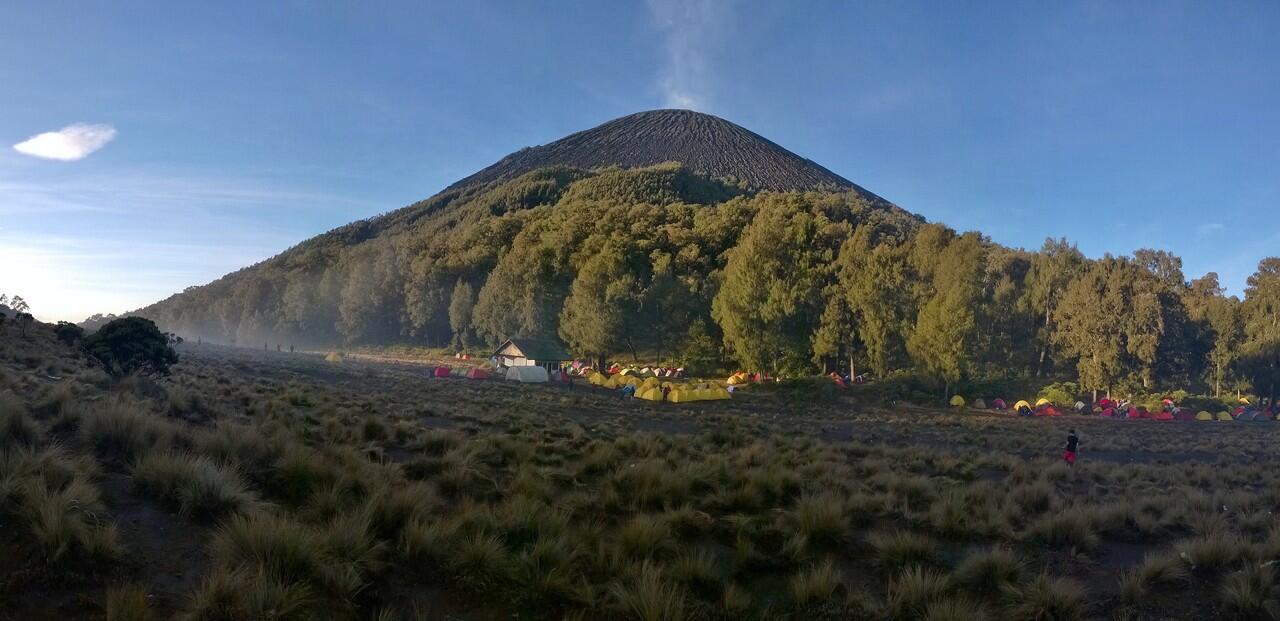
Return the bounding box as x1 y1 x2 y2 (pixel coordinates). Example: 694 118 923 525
505 365 549 383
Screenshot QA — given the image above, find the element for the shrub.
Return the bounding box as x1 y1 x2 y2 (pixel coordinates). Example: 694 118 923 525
54 321 85 345
83 317 178 377
923 597 991 621
132 452 258 519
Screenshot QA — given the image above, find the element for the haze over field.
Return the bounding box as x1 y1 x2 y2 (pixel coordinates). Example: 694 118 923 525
3 1 1280 322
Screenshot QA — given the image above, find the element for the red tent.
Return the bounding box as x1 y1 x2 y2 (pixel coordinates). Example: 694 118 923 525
434 366 452 378
1131 407 1146 419
991 398 1007 410
465 368 489 380
1153 410 1174 421
1101 407 1117 418
1098 398 1113 408
1035 405 1060 417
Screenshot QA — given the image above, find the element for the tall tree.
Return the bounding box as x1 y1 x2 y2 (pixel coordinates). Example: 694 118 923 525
1022 238 1084 376
906 233 986 397
839 228 914 377
448 279 476 349
1241 258 1280 407
711 196 829 373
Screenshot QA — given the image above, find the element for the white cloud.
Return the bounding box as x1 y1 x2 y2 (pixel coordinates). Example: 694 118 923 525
13 123 117 161
647 0 730 111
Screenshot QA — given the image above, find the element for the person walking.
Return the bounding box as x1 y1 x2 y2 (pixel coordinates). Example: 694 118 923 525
1063 429 1080 466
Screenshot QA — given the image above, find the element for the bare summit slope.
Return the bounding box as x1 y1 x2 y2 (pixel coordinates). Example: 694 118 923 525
446 109 885 199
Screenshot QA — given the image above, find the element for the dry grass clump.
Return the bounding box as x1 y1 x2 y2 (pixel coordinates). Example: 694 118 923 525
885 565 951 619
618 513 674 559
132 451 259 519
788 557 844 607
1024 510 1098 551
1177 532 1247 573
1 443 119 563
0 391 40 448
953 545 1022 598
81 403 176 462
1219 562 1280 616
609 560 686 621
786 491 848 544
1000 573 1083 621
870 530 938 572
184 566 312 620
105 583 154 621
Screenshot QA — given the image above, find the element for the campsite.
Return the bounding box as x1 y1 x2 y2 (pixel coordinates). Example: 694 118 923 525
7 320 1280 621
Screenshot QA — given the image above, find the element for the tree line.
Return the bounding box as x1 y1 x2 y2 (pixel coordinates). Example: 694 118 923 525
135 164 1280 401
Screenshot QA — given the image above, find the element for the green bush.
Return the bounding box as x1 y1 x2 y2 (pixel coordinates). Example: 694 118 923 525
82 317 178 377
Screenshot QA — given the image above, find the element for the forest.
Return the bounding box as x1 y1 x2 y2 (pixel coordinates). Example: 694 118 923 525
136 163 1280 402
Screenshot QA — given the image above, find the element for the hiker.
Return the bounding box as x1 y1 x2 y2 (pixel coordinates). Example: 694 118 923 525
1063 429 1080 466
621 384 636 400
662 385 671 401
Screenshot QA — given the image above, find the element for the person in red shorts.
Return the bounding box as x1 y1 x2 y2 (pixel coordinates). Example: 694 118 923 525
1063 429 1079 466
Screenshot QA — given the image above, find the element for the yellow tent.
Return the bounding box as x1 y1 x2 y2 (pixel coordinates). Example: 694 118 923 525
1013 400 1031 411
949 395 966 407
669 390 693 403
1195 411 1213 421
1216 411 1234 421
1035 398 1051 407
638 387 663 401
708 386 731 400
641 377 661 390
325 351 344 363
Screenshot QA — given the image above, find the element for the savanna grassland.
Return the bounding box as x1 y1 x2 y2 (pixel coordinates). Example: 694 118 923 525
5 322 1280 621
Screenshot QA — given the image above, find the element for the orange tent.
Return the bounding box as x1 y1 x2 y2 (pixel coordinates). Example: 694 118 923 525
465 368 489 379
434 366 452 378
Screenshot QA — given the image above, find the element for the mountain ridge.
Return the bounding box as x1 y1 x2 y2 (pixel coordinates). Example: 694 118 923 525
444 109 888 201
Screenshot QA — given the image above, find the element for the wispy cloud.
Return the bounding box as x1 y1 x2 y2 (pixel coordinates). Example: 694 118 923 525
646 0 731 111
13 123 118 161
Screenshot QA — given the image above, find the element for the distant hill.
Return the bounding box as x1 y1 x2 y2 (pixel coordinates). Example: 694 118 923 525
134 109 921 364
446 109 885 199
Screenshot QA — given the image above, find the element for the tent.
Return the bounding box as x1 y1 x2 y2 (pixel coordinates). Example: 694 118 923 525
1098 398 1113 408
1013 400 1031 411
991 398 1007 410
1174 408 1196 421
1101 407 1117 418
973 398 987 409
949 395 966 407
1195 411 1213 421
1131 407 1146 419
1153 410 1174 421
1035 398 1052 407
324 351 344 363
465 368 489 380
1216 411 1234 421
506 366 549 383
637 387 663 401
433 366 452 378
1074 401 1087 413
1035 405 1061 417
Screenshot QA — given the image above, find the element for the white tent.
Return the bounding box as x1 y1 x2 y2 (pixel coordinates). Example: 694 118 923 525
505 365 549 383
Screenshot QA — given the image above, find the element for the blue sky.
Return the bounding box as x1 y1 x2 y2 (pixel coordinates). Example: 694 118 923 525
3 1 1278 321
